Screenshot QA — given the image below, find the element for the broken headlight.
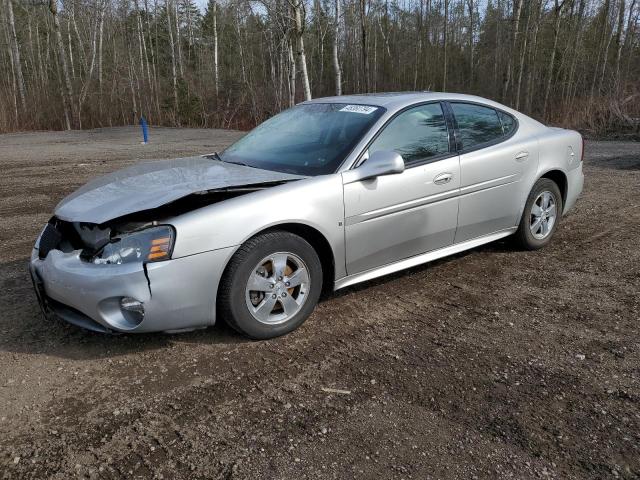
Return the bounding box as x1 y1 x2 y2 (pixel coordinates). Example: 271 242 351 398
92 226 174 265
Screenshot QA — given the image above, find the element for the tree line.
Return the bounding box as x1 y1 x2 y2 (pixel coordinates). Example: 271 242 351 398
1 0 638 135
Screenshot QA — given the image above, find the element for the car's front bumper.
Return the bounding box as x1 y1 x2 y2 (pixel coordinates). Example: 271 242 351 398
29 246 236 333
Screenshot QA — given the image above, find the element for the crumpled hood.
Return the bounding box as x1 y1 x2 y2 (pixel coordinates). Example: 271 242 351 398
55 156 304 224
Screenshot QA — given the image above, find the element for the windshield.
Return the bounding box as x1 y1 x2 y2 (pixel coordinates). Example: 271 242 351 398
220 103 385 176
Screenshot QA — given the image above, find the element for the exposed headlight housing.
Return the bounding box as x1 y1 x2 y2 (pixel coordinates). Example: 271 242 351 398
92 226 174 265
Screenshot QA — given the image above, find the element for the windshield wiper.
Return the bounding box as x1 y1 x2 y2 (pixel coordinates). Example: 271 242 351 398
224 160 254 168
205 152 256 169
205 151 224 162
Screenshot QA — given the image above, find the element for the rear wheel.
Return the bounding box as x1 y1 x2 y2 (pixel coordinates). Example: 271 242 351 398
514 178 563 250
218 231 322 339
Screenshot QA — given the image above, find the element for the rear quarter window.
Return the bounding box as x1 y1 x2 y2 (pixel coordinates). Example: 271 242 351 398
498 111 517 136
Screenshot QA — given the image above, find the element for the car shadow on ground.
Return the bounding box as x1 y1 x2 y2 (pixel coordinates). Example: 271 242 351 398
0 238 517 360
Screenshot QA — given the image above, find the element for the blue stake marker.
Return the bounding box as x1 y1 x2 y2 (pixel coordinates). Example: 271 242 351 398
139 116 149 144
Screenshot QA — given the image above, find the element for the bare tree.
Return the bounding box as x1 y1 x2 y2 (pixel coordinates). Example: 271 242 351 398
443 0 449 90
71 2 87 74
49 0 75 129
288 41 296 106
467 0 474 87
213 0 220 98
2 5 19 124
503 0 523 102
4 0 27 113
525 0 544 113
332 0 342 95
413 0 424 89
291 0 312 100
514 0 532 109
98 0 105 117
613 0 627 87
166 0 179 120
621 0 638 80
79 0 101 122
598 0 616 94
360 0 369 92
542 0 568 119
174 0 184 76
590 0 612 105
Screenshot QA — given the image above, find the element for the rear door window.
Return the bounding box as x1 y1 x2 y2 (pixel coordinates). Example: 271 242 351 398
450 102 504 150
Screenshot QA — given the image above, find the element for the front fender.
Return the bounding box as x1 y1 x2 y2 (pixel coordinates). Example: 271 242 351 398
168 174 347 278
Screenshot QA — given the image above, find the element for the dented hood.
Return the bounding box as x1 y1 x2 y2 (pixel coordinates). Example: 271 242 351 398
55 156 304 224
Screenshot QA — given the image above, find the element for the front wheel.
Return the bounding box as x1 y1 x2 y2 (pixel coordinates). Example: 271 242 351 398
217 231 323 339
514 178 563 250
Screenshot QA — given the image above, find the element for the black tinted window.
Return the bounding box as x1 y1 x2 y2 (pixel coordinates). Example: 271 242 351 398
498 111 516 136
368 103 449 163
451 103 503 150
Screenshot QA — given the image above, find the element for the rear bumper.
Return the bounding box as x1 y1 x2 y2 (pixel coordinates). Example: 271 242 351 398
564 162 584 214
29 246 235 333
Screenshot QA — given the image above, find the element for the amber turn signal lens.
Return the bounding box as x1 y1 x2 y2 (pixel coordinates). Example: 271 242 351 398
147 236 171 261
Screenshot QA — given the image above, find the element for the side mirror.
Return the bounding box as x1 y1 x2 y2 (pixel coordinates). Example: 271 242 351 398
344 150 405 183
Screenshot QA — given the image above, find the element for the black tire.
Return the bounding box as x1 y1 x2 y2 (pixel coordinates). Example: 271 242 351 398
514 178 563 250
217 231 323 339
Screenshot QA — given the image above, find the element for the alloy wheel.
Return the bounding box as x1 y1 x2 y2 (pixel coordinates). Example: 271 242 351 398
245 252 310 325
530 191 557 240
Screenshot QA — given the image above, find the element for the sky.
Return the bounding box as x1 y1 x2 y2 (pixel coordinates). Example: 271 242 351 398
194 0 208 12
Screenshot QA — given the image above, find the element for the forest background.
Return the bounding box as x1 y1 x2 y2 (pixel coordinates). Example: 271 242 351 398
1 0 638 136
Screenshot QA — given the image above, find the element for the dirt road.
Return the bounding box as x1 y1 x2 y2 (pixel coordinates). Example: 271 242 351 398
0 127 638 479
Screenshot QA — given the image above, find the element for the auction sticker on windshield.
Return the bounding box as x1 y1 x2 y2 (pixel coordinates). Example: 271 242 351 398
340 105 378 114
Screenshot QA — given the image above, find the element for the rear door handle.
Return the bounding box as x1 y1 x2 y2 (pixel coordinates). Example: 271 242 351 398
515 151 530 161
434 172 453 185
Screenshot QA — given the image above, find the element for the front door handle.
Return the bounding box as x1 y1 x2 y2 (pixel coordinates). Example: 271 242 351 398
515 151 530 161
434 172 453 185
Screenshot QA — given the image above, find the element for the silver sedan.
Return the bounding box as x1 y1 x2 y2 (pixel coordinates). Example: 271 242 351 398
30 92 584 338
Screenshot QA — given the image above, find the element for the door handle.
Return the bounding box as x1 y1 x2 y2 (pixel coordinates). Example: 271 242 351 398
434 172 453 185
515 151 530 161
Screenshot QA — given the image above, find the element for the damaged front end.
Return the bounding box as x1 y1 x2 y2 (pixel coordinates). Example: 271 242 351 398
30 155 307 334
37 218 174 266
38 180 286 264
30 181 284 334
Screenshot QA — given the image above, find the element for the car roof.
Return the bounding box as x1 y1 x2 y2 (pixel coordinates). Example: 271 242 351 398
305 91 514 113
305 91 436 107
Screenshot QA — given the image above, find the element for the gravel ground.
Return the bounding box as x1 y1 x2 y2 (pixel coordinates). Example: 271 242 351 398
0 127 638 479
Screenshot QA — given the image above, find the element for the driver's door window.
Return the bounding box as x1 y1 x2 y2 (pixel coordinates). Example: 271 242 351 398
367 103 450 165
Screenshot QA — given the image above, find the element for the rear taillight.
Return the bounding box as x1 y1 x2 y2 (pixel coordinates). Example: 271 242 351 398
580 136 585 162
